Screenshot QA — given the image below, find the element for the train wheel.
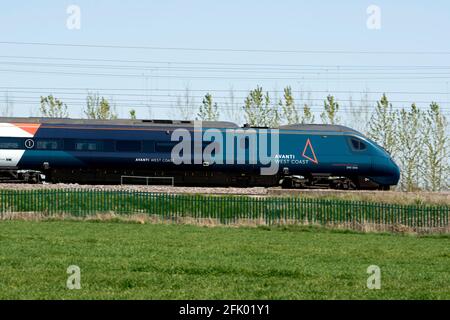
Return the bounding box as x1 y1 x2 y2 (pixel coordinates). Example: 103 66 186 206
281 177 293 189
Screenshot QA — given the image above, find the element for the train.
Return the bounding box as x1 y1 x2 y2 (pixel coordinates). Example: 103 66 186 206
0 117 400 189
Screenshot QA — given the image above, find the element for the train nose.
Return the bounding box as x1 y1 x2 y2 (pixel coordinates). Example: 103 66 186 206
371 156 401 186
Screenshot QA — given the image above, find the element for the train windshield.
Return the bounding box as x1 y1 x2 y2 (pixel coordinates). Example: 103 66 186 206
350 138 367 151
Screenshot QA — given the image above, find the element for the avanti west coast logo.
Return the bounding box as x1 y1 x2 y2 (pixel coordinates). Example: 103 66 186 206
171 121 280 175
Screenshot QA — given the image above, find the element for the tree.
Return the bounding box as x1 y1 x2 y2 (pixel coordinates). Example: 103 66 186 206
225 86 243 125
243 86 279 127
197 93 219 121
421 103 449 191
343 95 355 128
297 88 314 124
396 104 423 191
224 86 243 125
320 95 340 124
359 91 372 134
40 95 69 118
84 92 117 120
129 109 137 120
368 94 398 157
279 86 299 124
2 91 13 117
346 90 372 134
176 86 195 120
300 103 315 124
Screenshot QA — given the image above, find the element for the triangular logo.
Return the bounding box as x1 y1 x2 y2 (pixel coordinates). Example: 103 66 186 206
302 138 318 164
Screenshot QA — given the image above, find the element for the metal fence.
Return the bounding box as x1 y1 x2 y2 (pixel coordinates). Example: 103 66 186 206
0 189 448 230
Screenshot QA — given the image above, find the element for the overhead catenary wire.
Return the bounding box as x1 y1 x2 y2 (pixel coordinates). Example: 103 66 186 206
3 61 450 76
1 67 450 81
0 43 448 120
1 58 450 74
1 55 450 72
8 99 450 112
1 41 450 55
0 56 449 78
4 92 450 106
0 51 448 114
0 86 449 96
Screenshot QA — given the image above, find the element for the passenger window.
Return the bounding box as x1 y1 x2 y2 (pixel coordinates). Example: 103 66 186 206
0 138 21 149
155 142 176 153
0 142 19 149
116 140 141 152
37 140 59 150
240 137 250 149
143 141 155 153
203 141 221 158
75 142 99 151
350 138 367 151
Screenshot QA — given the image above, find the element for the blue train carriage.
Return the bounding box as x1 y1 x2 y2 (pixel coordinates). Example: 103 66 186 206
0 118 400 189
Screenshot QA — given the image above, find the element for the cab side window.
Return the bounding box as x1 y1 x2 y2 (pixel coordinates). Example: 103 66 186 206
350 138 367 151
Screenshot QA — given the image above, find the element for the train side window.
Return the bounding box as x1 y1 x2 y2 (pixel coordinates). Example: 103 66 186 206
143 141 155 152
350 138 367 151
202 141 221 151
202 140 221 157
0 138 21 149
155 142 177 153
36 140 60 150
202 141 210 150
240 137 250 149
75 141 101 151
116 140 142 152
103 140 115 152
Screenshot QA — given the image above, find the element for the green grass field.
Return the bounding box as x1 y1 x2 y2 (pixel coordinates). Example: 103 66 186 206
0 220 448 299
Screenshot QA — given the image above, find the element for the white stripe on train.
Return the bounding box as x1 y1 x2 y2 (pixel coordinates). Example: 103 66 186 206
0 150 25 167
0 123 36 138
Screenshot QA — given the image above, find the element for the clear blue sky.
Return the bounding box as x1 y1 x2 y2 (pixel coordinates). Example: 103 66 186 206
0 0 449 124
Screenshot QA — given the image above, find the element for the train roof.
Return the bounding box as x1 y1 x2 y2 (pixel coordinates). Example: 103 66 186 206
0 117 240 128
279 123 360 133
0 117 360 134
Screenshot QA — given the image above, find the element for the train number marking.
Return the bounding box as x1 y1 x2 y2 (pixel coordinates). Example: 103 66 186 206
25 139 35 149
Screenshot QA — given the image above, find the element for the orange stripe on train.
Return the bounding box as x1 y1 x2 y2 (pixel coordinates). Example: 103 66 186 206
13 123 41 136
0 123 41 138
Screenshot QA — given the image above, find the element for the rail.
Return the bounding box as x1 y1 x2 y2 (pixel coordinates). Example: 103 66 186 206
120 176 174 186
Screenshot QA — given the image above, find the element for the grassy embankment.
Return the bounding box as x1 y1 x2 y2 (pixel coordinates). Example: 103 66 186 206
0 220 448 299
